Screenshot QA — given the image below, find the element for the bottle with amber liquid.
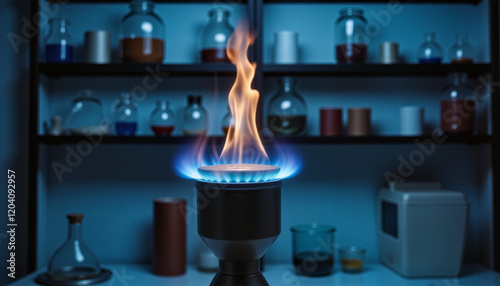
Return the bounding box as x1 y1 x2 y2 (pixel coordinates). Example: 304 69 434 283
334 8 368 64
150 100 176 136
200 8 234 63
449 33 475 64
440 72 476 134
267 77 307 135
120 0 165 63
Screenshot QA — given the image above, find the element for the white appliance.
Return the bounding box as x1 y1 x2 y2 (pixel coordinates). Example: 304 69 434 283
377 182 469 277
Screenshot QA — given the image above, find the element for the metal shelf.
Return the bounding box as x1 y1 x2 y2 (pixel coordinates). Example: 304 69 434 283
48 0 247 3
262 64 492 77
264 0 481 4
48 0 479 3
39 63 236 77
39 63 492 77
38 134 492 145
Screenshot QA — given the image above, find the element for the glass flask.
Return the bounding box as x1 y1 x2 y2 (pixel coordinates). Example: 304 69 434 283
200 8 234 63
120 0 165 63
449 33 475 64
47 214 101 281
183 95 208 136
65 90 107 135
334 8 368 64
150 100 176 136
440 72 476 134
113 93 138 136
45 18 74 63
417 32 443 64
267 77 307 135
221 106 234 135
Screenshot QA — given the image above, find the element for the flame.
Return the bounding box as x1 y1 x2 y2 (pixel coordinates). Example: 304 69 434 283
220 23 269 165
175 22 301 182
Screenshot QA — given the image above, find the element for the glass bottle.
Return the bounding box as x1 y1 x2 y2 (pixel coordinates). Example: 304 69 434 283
200 8 234 63
45 18 74 63
120 0 165 63
417 32 443 64
334 8 368 64
113 93 138 136
150 100 175 136
183 95 208 136
440 72 476 134
267 77 307 135
47 214 100 281
221 106 234 135
65 90 107 135
449 33 475 64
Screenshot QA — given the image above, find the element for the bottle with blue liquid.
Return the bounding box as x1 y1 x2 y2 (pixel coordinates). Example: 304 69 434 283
417 32 443 64
113 93 138 136
45 18 74 63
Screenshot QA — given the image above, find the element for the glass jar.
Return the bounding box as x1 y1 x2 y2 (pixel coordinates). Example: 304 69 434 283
113 93 138 136
45 18 74 63
267 77 307 135
440 72 476 134
183 95 208 136
449 33 475 64
120 0 165 63
200 8 234 63
150 100 175 136
291 223 336 276
65 90 108 135
48 214 101 281
417 32 443 64
334 8 368 64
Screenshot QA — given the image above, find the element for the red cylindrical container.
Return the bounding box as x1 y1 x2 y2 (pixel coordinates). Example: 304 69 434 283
320 108 342 136
153 198 186 276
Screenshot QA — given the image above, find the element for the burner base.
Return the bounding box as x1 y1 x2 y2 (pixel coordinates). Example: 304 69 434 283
211 270 268 286
211 260 268 285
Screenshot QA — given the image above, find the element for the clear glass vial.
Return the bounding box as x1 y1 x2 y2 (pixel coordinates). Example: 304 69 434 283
334 8 368 64
47 214 101 281
417 32 443 64
45 18 74 63
200 8 234 63
183 95 208 136
449 33 475 64
113 93 138 136
120 0 165 63
267 77 307 135
150 100 176 136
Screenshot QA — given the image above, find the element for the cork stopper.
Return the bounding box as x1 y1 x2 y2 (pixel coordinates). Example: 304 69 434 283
67 213 84 224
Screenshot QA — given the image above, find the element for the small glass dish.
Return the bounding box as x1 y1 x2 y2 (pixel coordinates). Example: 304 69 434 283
338 246 366 273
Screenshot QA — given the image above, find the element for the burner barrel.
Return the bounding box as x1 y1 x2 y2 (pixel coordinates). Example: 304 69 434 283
196 180 282 286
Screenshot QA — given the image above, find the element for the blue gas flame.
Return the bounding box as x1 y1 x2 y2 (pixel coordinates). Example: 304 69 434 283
175 137 301 182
